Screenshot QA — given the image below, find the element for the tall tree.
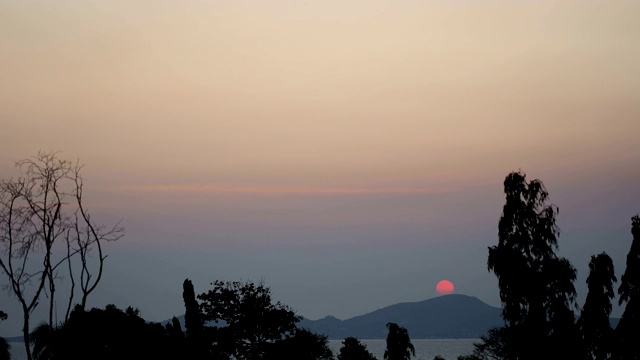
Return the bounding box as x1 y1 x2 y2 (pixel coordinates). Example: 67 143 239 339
183 278 206 360
487 171 578 360
615 215 640 360
0 152 123 360
577 253 616 360
338 337 377 360
198 279 300 360
383 322 415 360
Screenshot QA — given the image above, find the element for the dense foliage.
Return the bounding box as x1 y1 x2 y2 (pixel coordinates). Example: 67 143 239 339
30 305 183 360
265 328 334 360
337 337 377 360
487 172 579 360
198 279 302 360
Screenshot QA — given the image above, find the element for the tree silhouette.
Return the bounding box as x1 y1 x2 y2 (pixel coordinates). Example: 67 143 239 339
384 322 415 360
265 328 334 360
618 216 640 305
577 253 616 360
164 316 187 360
0 338 8 360
615 215 640 360
31 322 58 360
29 304 178 360
0 152 123 360
338 337 377 360
183 278 206 360
0 310 9 360
472 326 513 360
487 171 578 360
198 279 301 360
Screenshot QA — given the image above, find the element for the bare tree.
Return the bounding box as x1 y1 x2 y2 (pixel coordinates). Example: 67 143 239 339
0 151 123 360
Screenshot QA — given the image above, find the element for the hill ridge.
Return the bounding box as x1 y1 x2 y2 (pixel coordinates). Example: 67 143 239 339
298 294 503 339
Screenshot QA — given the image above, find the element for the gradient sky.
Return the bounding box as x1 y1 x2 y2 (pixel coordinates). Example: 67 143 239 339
1 1 640 336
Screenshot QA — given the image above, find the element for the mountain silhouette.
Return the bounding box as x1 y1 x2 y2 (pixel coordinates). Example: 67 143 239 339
298 294 503 339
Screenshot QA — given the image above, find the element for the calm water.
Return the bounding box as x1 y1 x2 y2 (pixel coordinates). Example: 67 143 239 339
10 338 479 360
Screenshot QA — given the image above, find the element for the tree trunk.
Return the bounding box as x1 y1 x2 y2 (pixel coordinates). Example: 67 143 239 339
22 311 32 360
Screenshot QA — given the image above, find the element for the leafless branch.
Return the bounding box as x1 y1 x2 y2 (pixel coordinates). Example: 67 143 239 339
0 151 124 360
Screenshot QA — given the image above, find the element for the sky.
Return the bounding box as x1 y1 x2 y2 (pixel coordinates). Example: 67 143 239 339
1 0 640 337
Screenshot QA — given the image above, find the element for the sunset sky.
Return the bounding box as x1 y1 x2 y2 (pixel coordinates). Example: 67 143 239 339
1 1 640 336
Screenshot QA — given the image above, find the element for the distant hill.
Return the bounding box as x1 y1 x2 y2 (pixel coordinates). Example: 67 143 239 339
298 294 503 339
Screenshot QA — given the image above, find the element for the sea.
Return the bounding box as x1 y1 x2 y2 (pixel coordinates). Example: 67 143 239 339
9 338 479 360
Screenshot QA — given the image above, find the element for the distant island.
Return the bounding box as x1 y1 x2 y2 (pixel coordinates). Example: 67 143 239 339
298 294 503 339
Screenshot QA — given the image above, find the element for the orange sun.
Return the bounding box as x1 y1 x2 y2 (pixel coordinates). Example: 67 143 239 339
436 280 455 295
